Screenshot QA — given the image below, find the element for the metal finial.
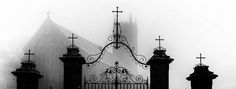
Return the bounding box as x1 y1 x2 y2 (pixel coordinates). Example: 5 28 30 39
112 6 123 49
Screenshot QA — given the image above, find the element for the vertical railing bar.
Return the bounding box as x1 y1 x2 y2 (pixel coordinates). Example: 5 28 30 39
143 83 144 89
136 83 138 89
96 83 97 89
130 83 131 89
93 83 96 89
131 83 132 89
88 83 89 89
94 83 95 89
122 83 124 89
109 83 110 89
100 83 102 89
140 83 141 89
144 83 145 89
92 83 94 89
124 83 125 89
105 83 107 89
111 83 113 89
101 83 102 89
137 83 139 89
88 84 90 89
139 83 141 89
84 81 85 89
110 83 111 89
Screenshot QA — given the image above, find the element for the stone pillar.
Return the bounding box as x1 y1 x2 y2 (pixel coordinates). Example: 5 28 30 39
12 60 43 89
147 49 173 89
187 65 218 89
59 46 86 89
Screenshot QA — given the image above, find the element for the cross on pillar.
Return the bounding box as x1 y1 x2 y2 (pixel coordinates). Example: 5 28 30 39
196 53 205 65
68 33 78 47
155 36 164 50
112 6 123 23
112 6 123 49
24 49 34 61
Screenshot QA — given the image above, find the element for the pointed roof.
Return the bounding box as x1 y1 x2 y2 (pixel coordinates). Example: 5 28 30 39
24 16 116 89
25 16 115 62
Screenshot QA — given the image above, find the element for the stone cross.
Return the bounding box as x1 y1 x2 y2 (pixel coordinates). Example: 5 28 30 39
196 53 205 65
112 6 123 23
155 36 164 50
24 49 34 61
68 33 78 47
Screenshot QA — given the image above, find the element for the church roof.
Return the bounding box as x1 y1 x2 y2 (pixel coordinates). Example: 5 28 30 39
23 16 115 89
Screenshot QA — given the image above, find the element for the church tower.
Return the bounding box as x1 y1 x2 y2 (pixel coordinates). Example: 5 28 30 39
59 34 86 89
112 7 139 74
119 14 138 52
147 36 174 89
12 49 43 89
186 53 218 89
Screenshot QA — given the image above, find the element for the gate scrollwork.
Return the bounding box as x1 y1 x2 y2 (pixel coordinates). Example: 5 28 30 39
86 62 147 84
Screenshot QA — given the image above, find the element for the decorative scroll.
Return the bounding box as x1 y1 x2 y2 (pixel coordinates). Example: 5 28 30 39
86 62 147 84
85 6 148 69
85 33 149 69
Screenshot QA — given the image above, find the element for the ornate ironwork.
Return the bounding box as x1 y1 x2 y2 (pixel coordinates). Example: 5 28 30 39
112 6 123 49
84 62 148 89
85 6 148 69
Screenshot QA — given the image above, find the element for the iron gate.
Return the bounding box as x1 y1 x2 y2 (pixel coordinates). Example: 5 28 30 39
84 62 148 89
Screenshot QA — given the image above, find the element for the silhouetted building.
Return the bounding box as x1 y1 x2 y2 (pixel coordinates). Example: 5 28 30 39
11 7 219 89
12 50 43 89
186 54 218 89
24 15 115 89
119 16 138 52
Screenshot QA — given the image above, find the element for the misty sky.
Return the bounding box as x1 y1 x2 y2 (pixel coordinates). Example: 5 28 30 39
1 0 236 89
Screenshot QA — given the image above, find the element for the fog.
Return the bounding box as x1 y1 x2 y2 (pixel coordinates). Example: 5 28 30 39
1 0 236 89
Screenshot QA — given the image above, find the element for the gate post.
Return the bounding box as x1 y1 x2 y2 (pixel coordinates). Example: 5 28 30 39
186 53 218 89
12 50 43 89
59 34 86 89
147 48 173 89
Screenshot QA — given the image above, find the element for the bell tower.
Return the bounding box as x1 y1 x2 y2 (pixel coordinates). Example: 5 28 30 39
12 49 43 89
187 53 218 89
147 36 174 89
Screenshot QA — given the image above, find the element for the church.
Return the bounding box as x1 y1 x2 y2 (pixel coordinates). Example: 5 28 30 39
11 7 218 89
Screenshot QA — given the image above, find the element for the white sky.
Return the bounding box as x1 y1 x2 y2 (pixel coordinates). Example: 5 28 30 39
1 0 236 89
